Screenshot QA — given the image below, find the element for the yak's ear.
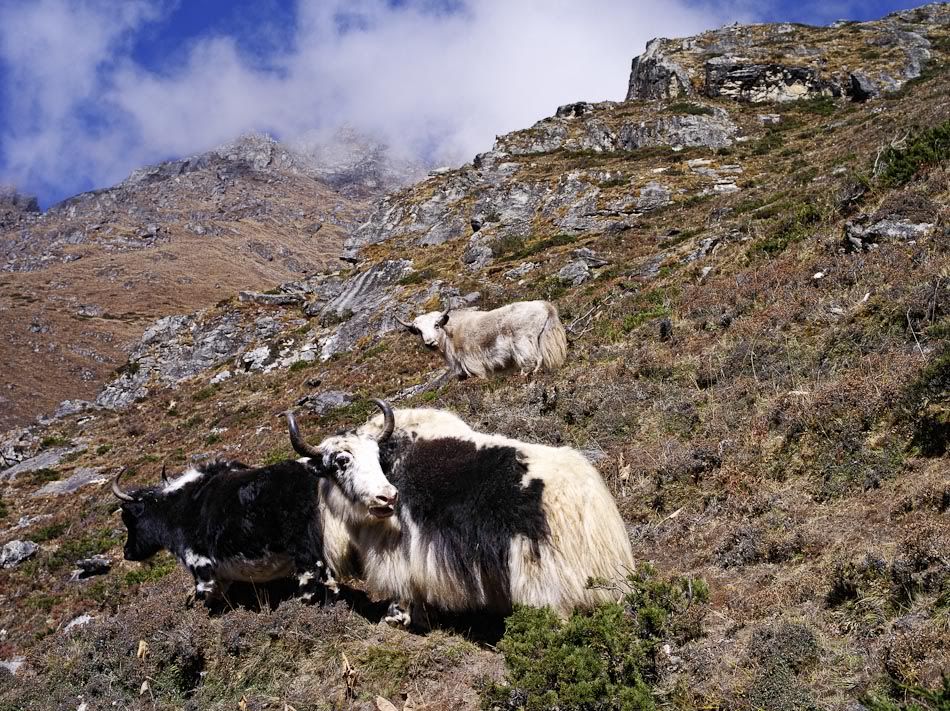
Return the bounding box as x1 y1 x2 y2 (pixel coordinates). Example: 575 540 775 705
301 455 332 479
437 311 450 328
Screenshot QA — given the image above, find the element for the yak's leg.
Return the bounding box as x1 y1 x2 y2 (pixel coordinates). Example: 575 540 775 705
183 551 225 604
531 351 544 374
384 600 413 628
193 573 229 605
383 601 436 630
290 523 333 603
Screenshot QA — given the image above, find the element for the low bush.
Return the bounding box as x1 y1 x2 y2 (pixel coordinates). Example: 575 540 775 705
877 119 950 188
483 564 708 710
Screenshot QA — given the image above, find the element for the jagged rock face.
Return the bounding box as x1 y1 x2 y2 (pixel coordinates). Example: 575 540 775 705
95 311 262 409
0 187 40 231
627 38 694 100
318 259 413 360
705 60 841 102
625 5 947 103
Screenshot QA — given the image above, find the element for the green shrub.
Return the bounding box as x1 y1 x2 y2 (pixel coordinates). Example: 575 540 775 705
751 129 785 155
32 522 68 542
667 102 715 116
28 468 61 485
503 233 580 261
124 554 177 586
483 564 708 710
261 447 291 466
864 676 950 710
399 268 436 285
48 528 122 570
288 359 315 372
795 96 837 116
39 435 71 450
877 120 950 188
192 386 217 402
492 233 527 258
902 348 950 457
748 201 823 258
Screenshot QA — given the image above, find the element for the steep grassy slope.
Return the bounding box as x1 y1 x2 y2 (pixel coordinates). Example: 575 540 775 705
0 6 948 710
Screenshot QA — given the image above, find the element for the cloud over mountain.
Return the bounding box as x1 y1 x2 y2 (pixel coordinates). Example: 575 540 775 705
0 0 740 206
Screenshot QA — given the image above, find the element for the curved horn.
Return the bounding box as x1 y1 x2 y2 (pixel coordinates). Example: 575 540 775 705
286 411 321 459
160 463 169 484
395 316 419 333
372 399 395 442
111 468 136 502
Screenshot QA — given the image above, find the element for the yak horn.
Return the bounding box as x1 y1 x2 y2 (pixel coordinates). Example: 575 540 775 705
286 411 321 459
372 399 395 442
395 316 418 333
160 463 169 484
111 468 136 502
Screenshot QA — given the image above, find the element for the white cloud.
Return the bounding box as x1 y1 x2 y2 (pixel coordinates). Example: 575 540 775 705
0 0 745 205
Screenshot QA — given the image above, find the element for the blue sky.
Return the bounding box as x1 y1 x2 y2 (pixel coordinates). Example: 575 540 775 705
0 0 928 208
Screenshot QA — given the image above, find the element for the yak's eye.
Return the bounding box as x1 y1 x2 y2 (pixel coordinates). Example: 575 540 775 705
334 452 353 469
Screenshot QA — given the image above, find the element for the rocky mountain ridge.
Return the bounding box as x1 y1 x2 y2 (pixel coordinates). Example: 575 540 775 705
0 129 425 431
0 4 948 709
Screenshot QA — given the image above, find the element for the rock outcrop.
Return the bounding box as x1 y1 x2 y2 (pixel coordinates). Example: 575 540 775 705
625 5 947 103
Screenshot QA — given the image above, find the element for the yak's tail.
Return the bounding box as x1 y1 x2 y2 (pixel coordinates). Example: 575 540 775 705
538 303 569 371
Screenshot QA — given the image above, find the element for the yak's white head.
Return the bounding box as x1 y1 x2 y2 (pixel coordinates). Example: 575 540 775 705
397 311 449 350
287 399 399 519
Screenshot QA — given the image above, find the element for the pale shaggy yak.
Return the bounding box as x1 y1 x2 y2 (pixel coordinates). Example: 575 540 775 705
397 300 568 378
289 405 635 627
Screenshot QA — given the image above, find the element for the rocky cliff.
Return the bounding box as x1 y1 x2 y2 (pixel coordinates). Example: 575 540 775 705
0 5 948 710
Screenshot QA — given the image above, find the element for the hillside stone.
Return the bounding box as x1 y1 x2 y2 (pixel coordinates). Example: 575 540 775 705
556 102 595 118
71 555 111 580
619 112 738 150
0 657 25 675
637 182 672 211
51 400 96 421
238 291 305 306
32 467 107 498
558 260 592 286
0 428 38 470
301 390 355 415
848 72 880 101
0 446 77 482
0 540 38 568
844 217 935 250
706 58 841 102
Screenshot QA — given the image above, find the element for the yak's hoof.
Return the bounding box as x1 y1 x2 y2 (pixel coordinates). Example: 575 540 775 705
383 602 412 628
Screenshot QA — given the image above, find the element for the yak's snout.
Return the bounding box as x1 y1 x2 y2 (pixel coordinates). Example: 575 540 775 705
369 485 399 518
